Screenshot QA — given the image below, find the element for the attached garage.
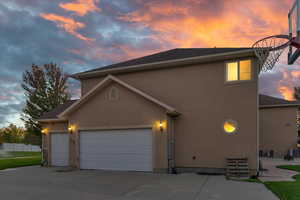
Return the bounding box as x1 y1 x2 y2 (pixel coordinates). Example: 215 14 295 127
51 133 69 166
79 129 153 172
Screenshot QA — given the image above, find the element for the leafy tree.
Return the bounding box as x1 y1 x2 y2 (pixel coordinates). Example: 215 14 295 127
21 63 70 135
0 124 26 143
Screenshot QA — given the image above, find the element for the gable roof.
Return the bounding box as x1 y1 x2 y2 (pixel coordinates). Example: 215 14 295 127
72 48 254 79
58 75 180 119
38 100 77 122
259 94 300 108
39 94 299 122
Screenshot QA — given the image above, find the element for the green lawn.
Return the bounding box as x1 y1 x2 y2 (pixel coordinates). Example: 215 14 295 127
277 165 300 172
0 151 41 158
264 165 300 200
0 151 41 170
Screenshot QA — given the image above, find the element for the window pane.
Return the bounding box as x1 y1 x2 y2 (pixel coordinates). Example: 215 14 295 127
226 62 238 81
240 60 251 80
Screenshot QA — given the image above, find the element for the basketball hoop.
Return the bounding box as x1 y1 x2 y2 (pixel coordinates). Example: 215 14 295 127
252 35 291 72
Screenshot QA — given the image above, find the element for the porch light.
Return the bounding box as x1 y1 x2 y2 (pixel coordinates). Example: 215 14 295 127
41 128 48 134
156 120 165 132
159 121 163 131
223 120 238 134
68 125 76 133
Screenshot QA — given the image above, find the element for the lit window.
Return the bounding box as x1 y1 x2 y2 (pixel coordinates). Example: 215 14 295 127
226 60 251 82
227 62 238 81
223 120 238 134
240 60 251 80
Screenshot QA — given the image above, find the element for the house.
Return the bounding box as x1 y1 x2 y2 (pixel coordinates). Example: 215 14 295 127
259 94 299 157
39 48 260 175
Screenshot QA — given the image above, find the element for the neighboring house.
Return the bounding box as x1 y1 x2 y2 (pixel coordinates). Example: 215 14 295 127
38 48 260 175
259 94 299 157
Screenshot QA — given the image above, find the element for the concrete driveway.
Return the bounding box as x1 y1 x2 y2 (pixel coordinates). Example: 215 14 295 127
0 166 278 200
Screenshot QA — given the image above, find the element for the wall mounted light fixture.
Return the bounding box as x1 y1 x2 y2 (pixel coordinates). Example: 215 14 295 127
156 120 165 132
68 125 76 133
159 121 163 132
41 128 48 134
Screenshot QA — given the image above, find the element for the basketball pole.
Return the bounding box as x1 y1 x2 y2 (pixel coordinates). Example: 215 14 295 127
289 11 293 60
297 0 300 36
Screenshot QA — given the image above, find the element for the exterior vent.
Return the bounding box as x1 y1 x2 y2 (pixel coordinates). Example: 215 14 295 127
108 87 119 101
226 158 250 178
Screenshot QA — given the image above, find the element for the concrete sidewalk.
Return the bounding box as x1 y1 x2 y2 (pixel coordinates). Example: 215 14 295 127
0 166 278 200
260 158 300 182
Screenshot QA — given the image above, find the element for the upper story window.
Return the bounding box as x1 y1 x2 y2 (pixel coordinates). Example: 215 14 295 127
226 60 252 82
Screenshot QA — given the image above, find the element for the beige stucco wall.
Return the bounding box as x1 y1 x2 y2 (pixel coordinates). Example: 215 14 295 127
78 57 259 173
41 122 68 166
259 106 298 157
68 83 169 171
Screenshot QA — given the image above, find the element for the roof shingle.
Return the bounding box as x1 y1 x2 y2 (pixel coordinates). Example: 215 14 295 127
39 100 77 120
74 48 251 77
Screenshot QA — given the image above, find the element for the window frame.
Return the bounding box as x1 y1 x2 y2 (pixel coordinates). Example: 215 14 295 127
225 59 253 83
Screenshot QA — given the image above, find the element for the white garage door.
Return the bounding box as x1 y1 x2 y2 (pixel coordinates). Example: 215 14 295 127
51 133 69 166
80 129 153 172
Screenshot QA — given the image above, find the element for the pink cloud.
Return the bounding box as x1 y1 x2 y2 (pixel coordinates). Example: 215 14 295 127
59 0 100 16
40 13 94 42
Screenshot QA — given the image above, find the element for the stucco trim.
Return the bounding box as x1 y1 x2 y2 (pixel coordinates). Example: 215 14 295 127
259 104 300 109
59 75 180 118
77 125 153 131
72 49 255 79
38 118 68 123
48 130 68 133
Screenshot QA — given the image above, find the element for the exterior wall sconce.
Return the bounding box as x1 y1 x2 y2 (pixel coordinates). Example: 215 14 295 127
156 120 166 132
41 128 49 134
68 125 76 133
159 121 163 132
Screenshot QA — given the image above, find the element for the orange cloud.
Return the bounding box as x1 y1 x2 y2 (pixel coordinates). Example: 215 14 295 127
291 70 300 78
278 86 294 100
59 0 100 16
276 69 300 100
40 13 94 42
120 0 290 48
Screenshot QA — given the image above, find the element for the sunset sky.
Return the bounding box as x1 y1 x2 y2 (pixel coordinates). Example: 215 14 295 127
0 0 299 127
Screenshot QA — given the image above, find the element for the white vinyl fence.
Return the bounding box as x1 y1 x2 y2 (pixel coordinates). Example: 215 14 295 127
0 143 41 152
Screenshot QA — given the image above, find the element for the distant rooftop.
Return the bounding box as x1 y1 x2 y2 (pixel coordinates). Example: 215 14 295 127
259 94 300 108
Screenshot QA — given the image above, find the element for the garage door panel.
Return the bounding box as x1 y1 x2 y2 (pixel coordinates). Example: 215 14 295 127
80 158 152 171
51 133 69 167
80 129 153 171
81 147 152 154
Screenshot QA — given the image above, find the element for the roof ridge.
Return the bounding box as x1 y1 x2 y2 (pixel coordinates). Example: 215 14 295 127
73 47 253 78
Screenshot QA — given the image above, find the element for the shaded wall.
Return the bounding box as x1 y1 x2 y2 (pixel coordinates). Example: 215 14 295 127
259 107 298 157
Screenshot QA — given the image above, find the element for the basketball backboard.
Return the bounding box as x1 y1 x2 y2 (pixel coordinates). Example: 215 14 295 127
288 0 300 64
252 0 300 70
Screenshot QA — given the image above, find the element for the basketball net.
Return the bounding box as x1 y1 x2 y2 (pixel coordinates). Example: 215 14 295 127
252 35 291 72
